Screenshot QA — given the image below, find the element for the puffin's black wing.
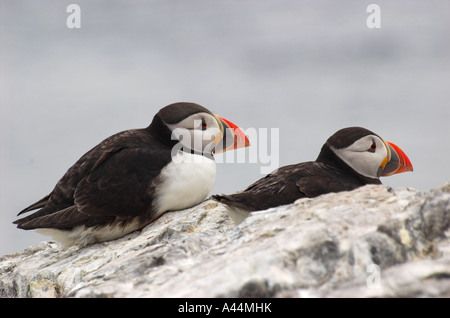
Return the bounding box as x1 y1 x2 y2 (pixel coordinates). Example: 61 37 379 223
14 145 126 227
75 147 171 219
15 147 172 230
17 194 50 216
213 162 309 212
213 161 362 212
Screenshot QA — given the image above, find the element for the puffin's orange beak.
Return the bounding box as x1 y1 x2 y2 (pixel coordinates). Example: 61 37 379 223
381 140 413 176
213 115 250 154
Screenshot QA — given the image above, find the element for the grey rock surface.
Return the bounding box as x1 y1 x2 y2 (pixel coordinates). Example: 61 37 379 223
1 183 449 298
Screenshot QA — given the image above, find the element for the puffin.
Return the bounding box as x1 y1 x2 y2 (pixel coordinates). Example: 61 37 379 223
14 102 250 246
213 127 413 217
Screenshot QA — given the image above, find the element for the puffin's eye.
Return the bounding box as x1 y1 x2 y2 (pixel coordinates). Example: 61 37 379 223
368 142 376 153
201 118 207 131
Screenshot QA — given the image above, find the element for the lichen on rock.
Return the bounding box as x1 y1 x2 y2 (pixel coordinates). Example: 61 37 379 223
1 183 449 298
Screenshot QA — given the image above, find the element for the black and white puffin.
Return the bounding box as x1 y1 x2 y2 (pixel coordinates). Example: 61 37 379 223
14 102 250 246
213 127 413 215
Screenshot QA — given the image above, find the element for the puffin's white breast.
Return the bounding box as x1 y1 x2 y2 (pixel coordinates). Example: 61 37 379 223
152 151 216 216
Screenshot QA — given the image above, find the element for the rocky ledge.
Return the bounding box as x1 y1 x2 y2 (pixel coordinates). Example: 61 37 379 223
1 183 449 298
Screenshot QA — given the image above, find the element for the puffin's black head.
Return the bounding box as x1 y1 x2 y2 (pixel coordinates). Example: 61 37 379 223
317 126 413 179
148 102 250 154
157 102 213 124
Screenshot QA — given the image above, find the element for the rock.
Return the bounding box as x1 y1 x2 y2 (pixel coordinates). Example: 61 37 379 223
1 183 449 298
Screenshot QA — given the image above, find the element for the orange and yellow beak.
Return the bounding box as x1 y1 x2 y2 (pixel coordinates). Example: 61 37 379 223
213 114 250 154
380 140 414 176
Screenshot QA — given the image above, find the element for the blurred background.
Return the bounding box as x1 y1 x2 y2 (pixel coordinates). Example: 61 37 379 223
1 0 449 257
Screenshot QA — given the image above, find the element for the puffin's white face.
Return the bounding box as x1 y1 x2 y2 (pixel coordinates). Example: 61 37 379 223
331 135 389 178
167 112 222 154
